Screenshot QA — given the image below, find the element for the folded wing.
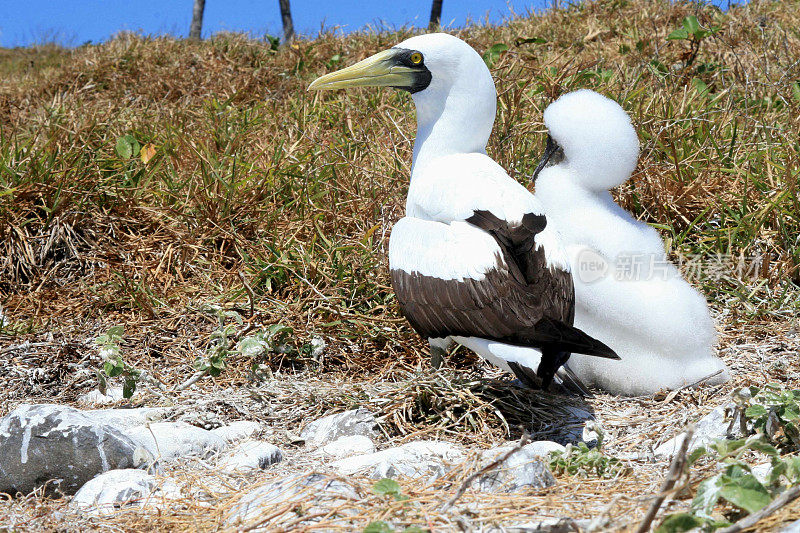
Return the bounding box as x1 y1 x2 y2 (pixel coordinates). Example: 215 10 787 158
388 213 618 360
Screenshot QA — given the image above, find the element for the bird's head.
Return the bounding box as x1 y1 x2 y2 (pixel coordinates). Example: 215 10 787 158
309 33 496 161
309 32 489 97
308 41 433 94
532 89 639 191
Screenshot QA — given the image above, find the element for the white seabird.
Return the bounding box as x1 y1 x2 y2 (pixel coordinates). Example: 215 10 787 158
533 89 730 395
309 34 619 389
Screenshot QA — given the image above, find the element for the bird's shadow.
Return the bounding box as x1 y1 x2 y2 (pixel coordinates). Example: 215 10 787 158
476 378 598 446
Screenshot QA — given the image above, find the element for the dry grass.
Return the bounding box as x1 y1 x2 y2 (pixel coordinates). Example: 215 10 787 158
1 0 800 530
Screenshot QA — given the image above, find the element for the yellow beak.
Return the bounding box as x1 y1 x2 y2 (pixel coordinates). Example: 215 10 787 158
308 49 418 91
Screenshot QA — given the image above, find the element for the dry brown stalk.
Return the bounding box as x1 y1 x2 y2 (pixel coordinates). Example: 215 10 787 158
635 425 695 533
442 429 530 511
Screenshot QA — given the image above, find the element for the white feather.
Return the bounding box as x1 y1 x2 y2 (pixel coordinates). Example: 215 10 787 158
405 153 570 272
396 34 497 171
389 218 501 281
452 336 544 374
535 90 729 395
542 89 639 190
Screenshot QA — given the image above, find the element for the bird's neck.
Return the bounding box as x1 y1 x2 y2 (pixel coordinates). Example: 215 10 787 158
410 77 496 177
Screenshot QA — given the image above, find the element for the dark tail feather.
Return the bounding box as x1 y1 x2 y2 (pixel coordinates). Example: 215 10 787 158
528 317 620 360
508 361 539 389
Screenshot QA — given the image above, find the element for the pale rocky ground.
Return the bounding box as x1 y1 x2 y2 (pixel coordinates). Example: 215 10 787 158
1 314 799 531
0 392 564 530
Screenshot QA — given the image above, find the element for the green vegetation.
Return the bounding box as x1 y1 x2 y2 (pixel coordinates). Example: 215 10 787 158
192 305 243 378
657 435 800 532
657 384 800 532
95 325 140 398
372 478 410 501
666 15 720 68
362 479 428 533
548 429 630 479
742 385 800 451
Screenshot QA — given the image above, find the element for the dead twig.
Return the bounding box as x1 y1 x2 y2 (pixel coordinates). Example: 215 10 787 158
172 370 205 392
442 429 530 511
586 494 619 531
635 425 695 533
238 270 255 317
716 485 800 533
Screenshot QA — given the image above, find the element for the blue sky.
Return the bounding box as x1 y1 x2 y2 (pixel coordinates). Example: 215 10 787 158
2 0 744 48
2 1 553 48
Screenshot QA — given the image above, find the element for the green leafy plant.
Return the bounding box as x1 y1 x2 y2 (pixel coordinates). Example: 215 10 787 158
692 77 711 97
791 82 800 104
742 385 800 451
372 478 409 501
115 134 141 159
236 323 294 358
363 522 394 533
656 435 800 532
191 305 303 380
326 53 342 69
264 34 280 51
95 326 140 399
482 43 508 67
362 480 428 532
667 15 720 42
237 323 297 380
548 441 629 479
666 15 720 68
192 306 243 377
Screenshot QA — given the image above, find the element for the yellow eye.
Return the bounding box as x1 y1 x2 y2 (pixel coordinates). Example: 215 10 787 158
410 52 423 64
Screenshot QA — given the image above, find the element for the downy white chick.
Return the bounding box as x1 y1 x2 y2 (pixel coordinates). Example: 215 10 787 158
533 89 730 396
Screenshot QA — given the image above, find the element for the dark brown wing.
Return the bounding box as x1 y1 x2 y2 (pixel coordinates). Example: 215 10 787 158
466 210 574 323
390 210 617 359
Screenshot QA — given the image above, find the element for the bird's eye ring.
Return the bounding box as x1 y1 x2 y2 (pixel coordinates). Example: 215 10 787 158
410 52 423 64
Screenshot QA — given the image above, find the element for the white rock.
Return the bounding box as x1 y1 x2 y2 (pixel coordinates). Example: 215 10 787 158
506 517 591 532
331 440 464 480
125 422 227 460
78 388 131 406
72 469 181 516
219 441 283 473
319 435 375 459
654 404 738 458
211 421 262 443
88 407 171 430
226 473 358 527
0 404 154 496
522 441 566 457
300 408 378 448
476 443 557 492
